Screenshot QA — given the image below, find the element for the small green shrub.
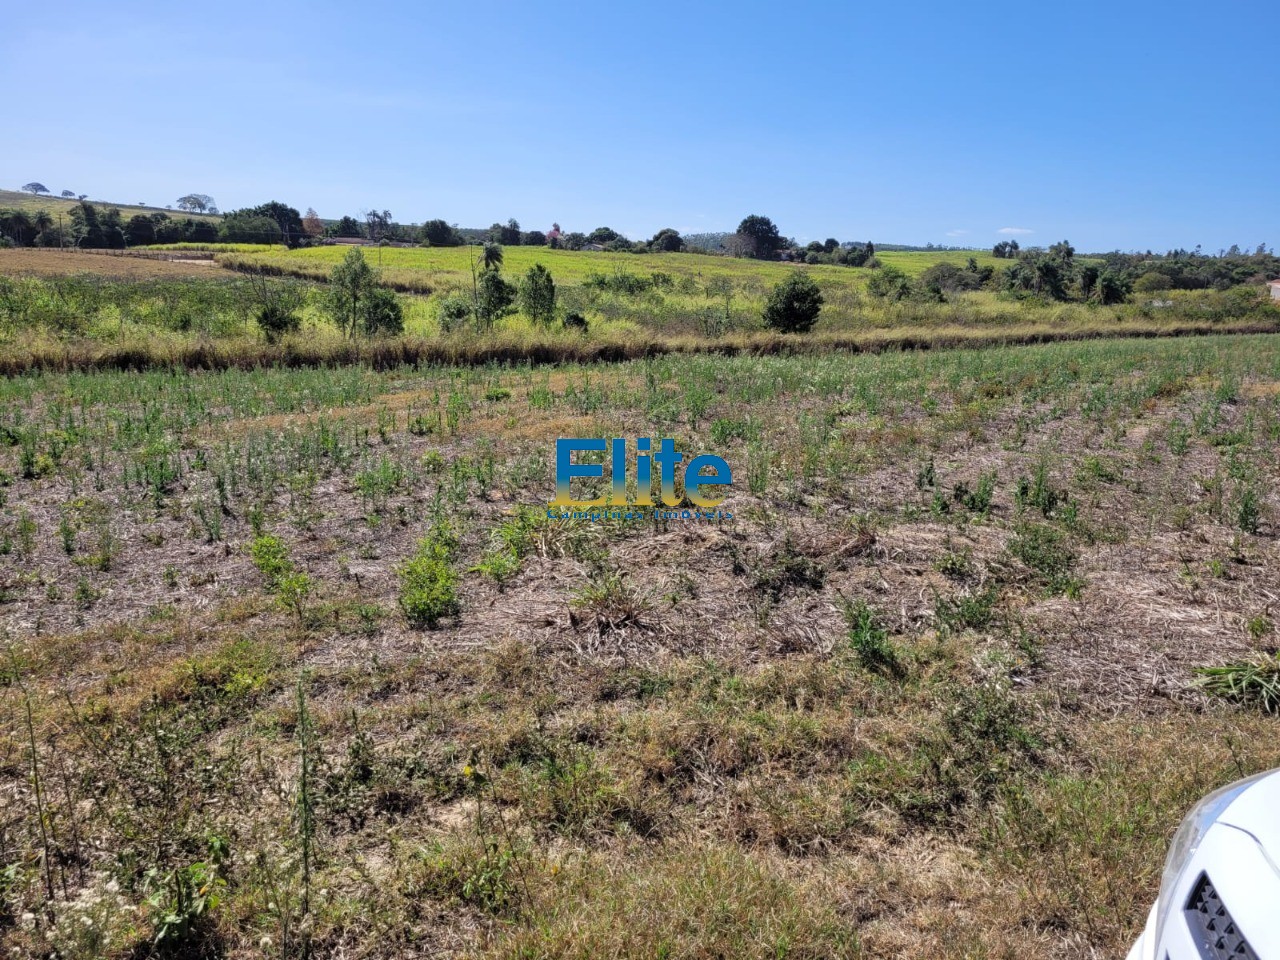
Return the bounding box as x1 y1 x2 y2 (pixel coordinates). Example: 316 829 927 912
146 847 227 949
842 598 900 676
249 532 294 589
256 302 301 343
1015 461 1066 518
954 470 997 516
1236 486 1262 534
399 527 460 628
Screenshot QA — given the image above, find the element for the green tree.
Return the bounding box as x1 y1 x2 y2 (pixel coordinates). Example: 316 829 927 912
335 215 363 238
21 182 49 196
867 264 913 300
186 219 219 243
69 202 105 248
479 241 504 272
1003 254 1069 300
1048 240 1075 267
364 209 393 242
1132 271 1172 293
649 228 685 252
705 275 736 326
362 287 404 336
218 213 282 244
1095 270 1131 305
177 193 215 213
1078 264 1100 299
420 219 460 246
101 207 126 248
326 247 377 338
763 272 824 333
0 210 35 245
476 270 516 330
248 201 305 247
518 264 557 327
256 304 301 343
919 262 983 293
125 214 156 246
734 214 783 260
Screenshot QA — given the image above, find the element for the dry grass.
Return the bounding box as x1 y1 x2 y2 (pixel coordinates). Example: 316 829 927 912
0 248 223 280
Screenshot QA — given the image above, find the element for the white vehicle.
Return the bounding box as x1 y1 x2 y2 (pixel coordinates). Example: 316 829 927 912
1128 768 1280 960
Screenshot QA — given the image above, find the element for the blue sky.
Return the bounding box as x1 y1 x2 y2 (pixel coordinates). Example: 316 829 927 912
2 1 1275 252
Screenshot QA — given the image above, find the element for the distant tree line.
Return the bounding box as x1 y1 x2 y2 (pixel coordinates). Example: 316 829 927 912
218 202 307 246
1094 245 1279 292
865 241 1280 307
0 202 221 248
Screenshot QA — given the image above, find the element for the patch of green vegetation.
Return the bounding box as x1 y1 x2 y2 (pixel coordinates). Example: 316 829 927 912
399 523 461 628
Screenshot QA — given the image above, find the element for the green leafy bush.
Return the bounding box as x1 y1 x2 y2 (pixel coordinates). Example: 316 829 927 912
842 598 900 676
249 532 294 588
762 272 824 333
399 527 460 628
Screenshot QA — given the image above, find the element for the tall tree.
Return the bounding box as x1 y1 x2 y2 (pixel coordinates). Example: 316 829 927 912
0 210 36 245
518 264 557 327
734 215 783 260
335 215 363 238
248 202 305 247
479 241 504 272
21 182 49 196
302 207 324 238
177 193 215 213
69 201 105 248
475 271 516 330
125 214 156 246
364 209 393 242
325 247 377 338
420 219 460 246
649 228 685 252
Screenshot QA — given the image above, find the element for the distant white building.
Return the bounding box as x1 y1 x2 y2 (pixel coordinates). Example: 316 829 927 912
1269 279 1280 301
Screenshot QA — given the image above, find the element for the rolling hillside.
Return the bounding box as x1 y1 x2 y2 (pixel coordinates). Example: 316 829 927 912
0 188 221 223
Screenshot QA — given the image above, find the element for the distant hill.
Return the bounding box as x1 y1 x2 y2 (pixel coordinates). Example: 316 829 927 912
0 189 221 223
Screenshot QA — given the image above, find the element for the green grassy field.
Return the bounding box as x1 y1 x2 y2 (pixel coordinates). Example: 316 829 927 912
212 242 1016 292
3 243 1277 378
0 189 222 223
1 334 1278 958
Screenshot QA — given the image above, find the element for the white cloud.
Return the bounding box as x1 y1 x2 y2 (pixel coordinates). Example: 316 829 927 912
997 226 1033 236
945 229 969 237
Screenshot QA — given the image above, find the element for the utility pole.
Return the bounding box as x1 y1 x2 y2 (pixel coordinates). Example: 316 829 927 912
57 214 64 250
